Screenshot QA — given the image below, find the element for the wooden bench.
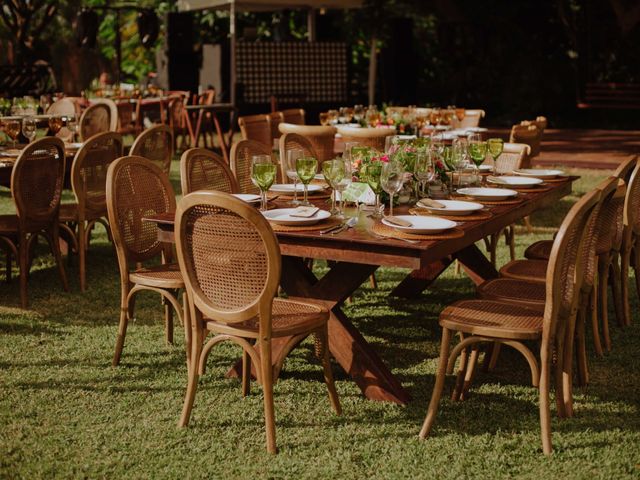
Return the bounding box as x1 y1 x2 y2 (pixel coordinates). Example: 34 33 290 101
578 83 640 109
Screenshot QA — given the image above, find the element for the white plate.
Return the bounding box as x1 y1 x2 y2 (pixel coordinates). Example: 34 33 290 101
65 142 83 150
457 187 519 201
478 165 493 172
262 208 330 226
269 183 324 194
512 168 564 179
314 173 326 181
465 127 488 133
381 215 457 234
232 193 261 204
417 199 484 216
487 176 544 188
0 149 21 158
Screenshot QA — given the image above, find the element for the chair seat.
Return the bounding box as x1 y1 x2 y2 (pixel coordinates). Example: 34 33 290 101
477 278 546 311
524 240 553 260
0 214 18 235
59 203 79 222
206 297 329 339
440 299 543 340
499 259 548 282
129 263 184 289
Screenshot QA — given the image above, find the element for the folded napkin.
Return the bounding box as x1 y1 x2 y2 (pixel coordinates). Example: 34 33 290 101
290 206 319 218
418 198 446 209
384 216 413 227
487 176 509 185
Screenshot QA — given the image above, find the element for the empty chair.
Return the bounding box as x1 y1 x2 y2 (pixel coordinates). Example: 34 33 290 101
231 139 273 195
238 114 272 148
452 109 485 129
59 132 123 292
106 156 184 366
180 148 238 195
175 191 341 453
268 112 284 145
336 126 396 151
0 137 68 308
278 123 336 162
280 108 305 125
621 158 640 328
510 124 543 165
130 125 173 176
419 184 602 455
278 132 319 182
79 102 115 141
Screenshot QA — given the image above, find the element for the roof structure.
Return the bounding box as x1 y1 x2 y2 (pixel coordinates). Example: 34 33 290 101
177 0 363 11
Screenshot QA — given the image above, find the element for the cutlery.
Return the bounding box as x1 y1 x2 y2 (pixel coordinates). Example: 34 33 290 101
330 216 358 235
369 229 419 244
320 222 345 235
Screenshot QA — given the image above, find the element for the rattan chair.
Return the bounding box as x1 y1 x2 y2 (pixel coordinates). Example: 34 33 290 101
47 98 79 142
510 124 542 165
0 137 68 308
167 91 191 151
621 157 640 329
79 102 114 141
180 148 238 195
278 123 336 162
106 156 184 366
116 99 140 136
238 114 272 148
268 112 284 144
59 132 123 291
130 125 173 177
452 109 485 129
230 139 272 195
281 108 305 125
336 126 395 151
91 99 118 131
174 191 341 454
419 184 602 455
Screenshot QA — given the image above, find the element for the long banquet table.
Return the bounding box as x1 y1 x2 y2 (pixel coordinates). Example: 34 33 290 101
145 177 576 404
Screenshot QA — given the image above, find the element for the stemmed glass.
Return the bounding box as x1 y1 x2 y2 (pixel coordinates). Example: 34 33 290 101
285 149 303 206
322 159 345 215
414 151 435 198
4 119 20 148
22 117 37 144
251 155 277 211
363 161 384 218
66 115 79 143
296 156 318 206
467 133 488 183
487 138 504 175
333 157 352 218
327 110 339 126
353 105 364 124
48 116 63 135
380 161 405 217
319 112 330 126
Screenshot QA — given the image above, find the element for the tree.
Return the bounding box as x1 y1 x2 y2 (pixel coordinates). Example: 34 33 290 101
0 0 58 63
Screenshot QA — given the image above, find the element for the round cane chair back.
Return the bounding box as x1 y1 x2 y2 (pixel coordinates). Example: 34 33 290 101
11 137 65 231
494 142 530 174
180 148 238 195
176 191 281 324
71 132 123 221
613 155 638 185
280 108 305 125
268 112 284 142
336 126 395 151
278 133 318 184
278 124 336 162
79 102 113 141
130 125 173 176
238 114 272 147
624 158 640 234
106 156 176 264
510 124 542 159
230 140 271 195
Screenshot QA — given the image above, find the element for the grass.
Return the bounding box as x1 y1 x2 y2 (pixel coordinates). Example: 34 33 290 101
1 165 639 478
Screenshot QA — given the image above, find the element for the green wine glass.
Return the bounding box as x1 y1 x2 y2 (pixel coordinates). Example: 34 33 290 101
467 133 488 168
296 156 318 206
363 161 384 218
251 155 277 211
487 138 504 175
323 159 346 215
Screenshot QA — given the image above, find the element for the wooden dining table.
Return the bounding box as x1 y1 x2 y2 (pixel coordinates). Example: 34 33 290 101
144 177 576 405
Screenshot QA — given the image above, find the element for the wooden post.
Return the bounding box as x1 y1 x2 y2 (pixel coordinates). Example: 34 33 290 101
230 1 237 106
368 35 376 105
307 8 316 42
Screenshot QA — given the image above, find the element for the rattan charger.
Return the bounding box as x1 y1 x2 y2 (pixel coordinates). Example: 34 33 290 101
371 222 465 240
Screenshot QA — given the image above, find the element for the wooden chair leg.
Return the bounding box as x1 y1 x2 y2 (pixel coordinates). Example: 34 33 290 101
590 282 604 356
419 327 452 439
599 257 612 352
18 234 29 309
505 225 516 261
179 328 202 427
576 301 589 386
634 243 640 305
460 346 480 401
562 312 578 417
539 345 553 455
369 273 377 289
318 326 342 415
112 284 130 366
164 296 174 345
5 250 11 283
78 221 86 292
451 335 468 402
523 215 533 233
47 226 69 293
242 349 251 397
260 336 277 454
621 244 631 327
182 294 191 371
554 339 567 419
610 256 624 327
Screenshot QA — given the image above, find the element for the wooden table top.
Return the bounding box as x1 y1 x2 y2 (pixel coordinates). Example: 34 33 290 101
145 176 576 270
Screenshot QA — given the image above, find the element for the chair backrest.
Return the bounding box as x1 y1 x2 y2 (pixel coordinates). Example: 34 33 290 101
278 132 318 183
130 125 173 176
452 109 485 129
509 124 542 160
488 142 530 174
543 185 602 346
623 157 640 234
91 99 118 131
70 132 123 221
180 148 239 195
336 126 395 151
47 98 78 116
613 155 638 185
533 116 548 132
230 139 271 194
106 156 176 266
280 108 305 125
11 137 65 231
268 112 284 143
79 103 113 141
175 191 281 326
238 114 272 147
167 91 190 132
278 123 336 162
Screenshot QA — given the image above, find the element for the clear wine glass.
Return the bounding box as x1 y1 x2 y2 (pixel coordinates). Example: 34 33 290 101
363 161 384 218
487 138 504 175
414 151 435 198
5 119 20 148
333 157 352 218
251 155 277 211
296 156 318 206
285 149 303 206
380 161 405 217
22 117 37 144
322 159 345 215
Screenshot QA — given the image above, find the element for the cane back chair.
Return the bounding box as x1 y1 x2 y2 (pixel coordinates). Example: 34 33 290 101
336 126 396 151
130 125 173 177
238 114 273 148
510 124 542 166
106 156 184 366
47 98 79 142
230 139 273 195
0 137 68 308
621 157 640 329
280 108 305 125
59 132 123 291
79 102 115 141
278 123 336 163
419 185 602 455
175 191 341 454
180 148 238 195
278 132 321 184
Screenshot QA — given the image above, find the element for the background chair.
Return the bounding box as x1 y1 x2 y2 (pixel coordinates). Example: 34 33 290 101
336 126 395 151
278 123 336 162
106 156 184 366
238 114 272 148
0 137 68 308
231 140 274 195
59 132 123 291
174 191 340 454
79 102 115 141
510 124 543 166
621 158 640 329
452 109 485 129
130 125 173 177
180 148 238 195
280 108 305 125
47 98 80 142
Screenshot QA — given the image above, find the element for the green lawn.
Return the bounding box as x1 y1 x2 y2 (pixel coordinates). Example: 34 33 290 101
1 165 639 479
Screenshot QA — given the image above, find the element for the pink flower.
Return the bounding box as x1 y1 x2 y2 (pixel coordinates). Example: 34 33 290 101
435 160 445 169
380 155 389 163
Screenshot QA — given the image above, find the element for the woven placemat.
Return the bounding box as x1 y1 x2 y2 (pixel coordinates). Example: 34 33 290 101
269 217 342 232
270 191 332 201
510 185 554 193
371 221 465 240
539 176 571 184
409 208 492 221
452 195 524 206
